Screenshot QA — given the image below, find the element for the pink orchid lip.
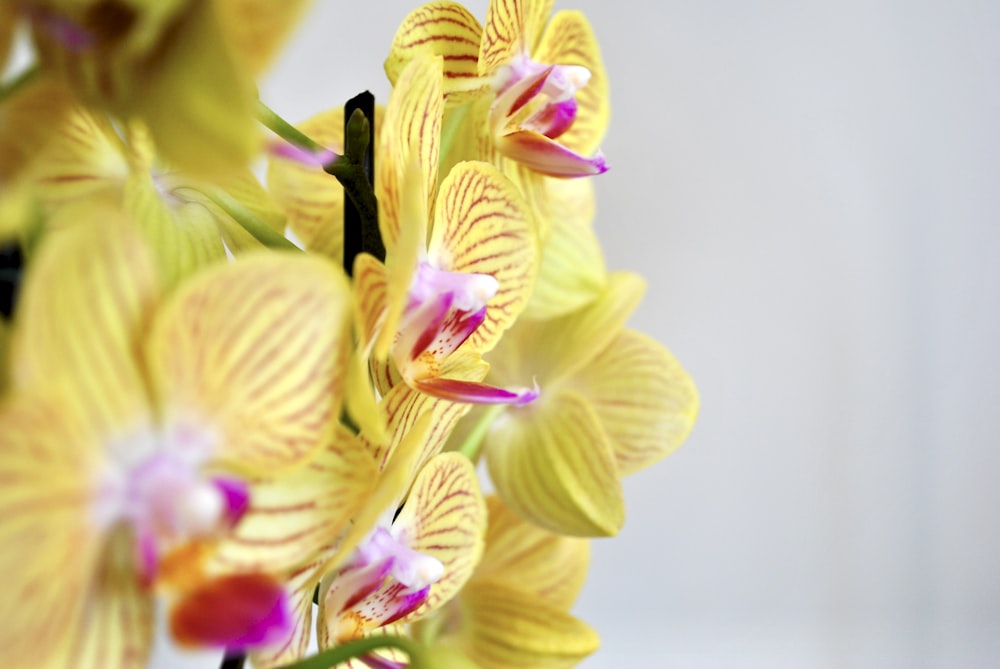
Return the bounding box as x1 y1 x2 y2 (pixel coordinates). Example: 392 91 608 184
170 574 294 651
496 130 608 178
415 377 540 406
29 9 94 52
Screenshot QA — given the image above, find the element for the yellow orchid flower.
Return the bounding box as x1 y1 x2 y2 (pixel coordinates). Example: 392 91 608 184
452 273 700 537
0 77 286 286
247 380 482 669
355 53 538 406
416 495 599 669
11 0 312 176
0 211 355 666
386 0 609 178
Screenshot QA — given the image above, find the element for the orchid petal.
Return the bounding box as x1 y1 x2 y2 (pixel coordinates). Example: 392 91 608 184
365 379 473 477
320 411 435 577
0 3 14 67
130 1 258 178
10 212 158 435
480 0 555 74
0 388 105 667
71 528 155 669
575 329 700 477
391 452 487 622
208 426 378 575
476 495 589 609
429 161 536 353
485 389 624 536
122 173 228 287
0 80 106 192
522 177 606 320
450 581 599 669
147 253 353 475
487 271 645 389
214 0 313 75
385 2 488 101
170 573 292 650
495 129 607 177
377 54 442 251
532 10 609 156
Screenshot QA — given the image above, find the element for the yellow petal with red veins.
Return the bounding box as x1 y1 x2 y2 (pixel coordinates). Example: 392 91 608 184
377 54 442 251
479 0 555 74
215 0 313 75
0 388 106 668
522 177 605 320
429 160 536 353
319 411 434 576
147 253 353 476
476 495 588 609
267 107 346 260
485 388 624 536
451 581 599 669
487 270 644 390
385 2 487 101
72 527 155 669
532 10 609 156
10 209 158 435
575 328 700 477
130 1 258 178
209 426 378 575
393 452 487 623
0 79 80 186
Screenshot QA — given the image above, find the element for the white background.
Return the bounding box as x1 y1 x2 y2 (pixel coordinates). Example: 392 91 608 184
161 0 1000 667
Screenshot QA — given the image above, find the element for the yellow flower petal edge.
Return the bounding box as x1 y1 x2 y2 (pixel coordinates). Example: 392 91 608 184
476 495 589 610
214 0 314 76
385 1 487 101
532 10 609 156
10 207 159 437
449 581 599 669
0 387 106 668
208 426 379 576
377 53 442 252
576 328 700 477
394 452 487 623
479 0 555 74
486 388 625 537
146 252 353 476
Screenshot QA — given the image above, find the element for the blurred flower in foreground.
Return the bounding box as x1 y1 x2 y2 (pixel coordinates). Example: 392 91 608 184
0 215 353 666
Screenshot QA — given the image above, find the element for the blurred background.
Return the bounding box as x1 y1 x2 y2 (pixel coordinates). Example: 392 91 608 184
164 0 1000 667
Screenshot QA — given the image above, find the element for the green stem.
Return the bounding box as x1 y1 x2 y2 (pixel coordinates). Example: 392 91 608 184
205 188 300 252
256 100 327 154
456 404 506 462
0 64 39 104
276 634 426 669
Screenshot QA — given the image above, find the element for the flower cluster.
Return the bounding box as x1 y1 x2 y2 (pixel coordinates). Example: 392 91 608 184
0 1 698 668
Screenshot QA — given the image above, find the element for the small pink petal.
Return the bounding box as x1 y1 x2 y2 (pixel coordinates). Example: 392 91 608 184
415 377 539 405
497 130 608 178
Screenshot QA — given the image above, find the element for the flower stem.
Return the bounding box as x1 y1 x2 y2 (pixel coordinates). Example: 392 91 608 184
276 634 426 669
256 100 326 154
205 188 300 252
456 404 506 462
